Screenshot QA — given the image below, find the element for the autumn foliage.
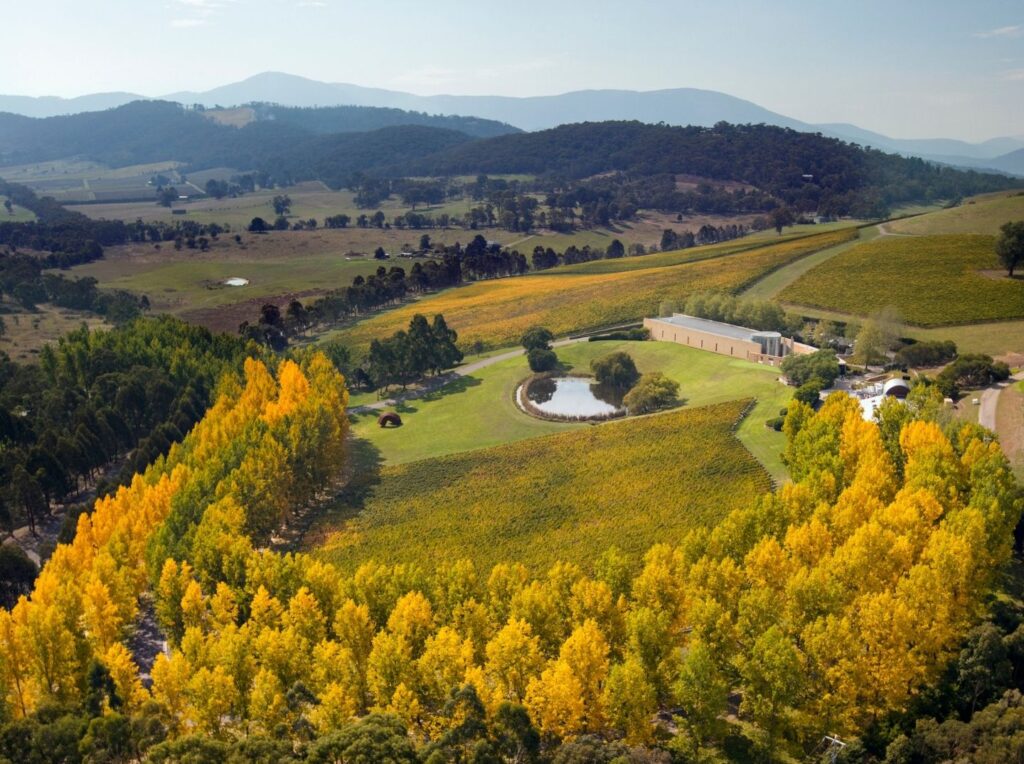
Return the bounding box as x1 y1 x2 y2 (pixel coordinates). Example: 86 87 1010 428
0 366 1019 757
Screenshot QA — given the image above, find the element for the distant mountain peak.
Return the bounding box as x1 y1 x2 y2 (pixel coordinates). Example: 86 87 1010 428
1 73 1022 174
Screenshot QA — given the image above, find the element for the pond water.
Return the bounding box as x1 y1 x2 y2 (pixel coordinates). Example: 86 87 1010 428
223 277 249 287
525 376 623 418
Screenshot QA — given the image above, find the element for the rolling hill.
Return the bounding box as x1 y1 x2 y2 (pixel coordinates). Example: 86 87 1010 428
3 72 1022 174
0 100 496 171
0 105 1017 217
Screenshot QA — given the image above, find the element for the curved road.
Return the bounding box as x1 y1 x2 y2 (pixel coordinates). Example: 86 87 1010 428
979 372 1023 431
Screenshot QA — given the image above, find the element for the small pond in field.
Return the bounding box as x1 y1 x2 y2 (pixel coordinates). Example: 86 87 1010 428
524 376 624 418
223 277 249 287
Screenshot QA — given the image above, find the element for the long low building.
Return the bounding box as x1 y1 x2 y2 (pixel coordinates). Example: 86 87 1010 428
643 313 816 366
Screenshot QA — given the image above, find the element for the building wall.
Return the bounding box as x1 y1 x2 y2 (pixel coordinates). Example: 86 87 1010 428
644 317 782 364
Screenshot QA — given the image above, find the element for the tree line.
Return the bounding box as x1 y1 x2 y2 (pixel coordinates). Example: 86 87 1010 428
240 236 527 350
0 317 257 537
364 315 463 393
0 380 1018 762
0 251 147 322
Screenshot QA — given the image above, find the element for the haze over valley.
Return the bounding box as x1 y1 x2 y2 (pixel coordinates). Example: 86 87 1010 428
1 3 1024 762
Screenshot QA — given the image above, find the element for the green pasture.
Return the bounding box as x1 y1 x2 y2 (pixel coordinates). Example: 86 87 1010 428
350 339 792 481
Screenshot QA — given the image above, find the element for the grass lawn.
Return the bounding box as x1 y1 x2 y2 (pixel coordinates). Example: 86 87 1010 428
310 399 770 574
887 191 1024 235
350 339 793 480
779 234 1024 326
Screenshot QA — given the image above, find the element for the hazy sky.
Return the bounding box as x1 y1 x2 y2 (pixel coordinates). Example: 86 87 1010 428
4 0 1023 141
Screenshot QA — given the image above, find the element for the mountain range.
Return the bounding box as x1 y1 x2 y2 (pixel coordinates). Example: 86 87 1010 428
2 72 1023 176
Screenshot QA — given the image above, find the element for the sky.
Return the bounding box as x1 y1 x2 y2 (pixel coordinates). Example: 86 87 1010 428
3 0 1023 142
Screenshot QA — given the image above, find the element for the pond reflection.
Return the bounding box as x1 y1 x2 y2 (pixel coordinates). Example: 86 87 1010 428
525 376 623 417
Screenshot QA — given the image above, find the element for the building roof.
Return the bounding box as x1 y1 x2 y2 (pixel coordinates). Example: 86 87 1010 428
654 313 778 343
883 378 911 395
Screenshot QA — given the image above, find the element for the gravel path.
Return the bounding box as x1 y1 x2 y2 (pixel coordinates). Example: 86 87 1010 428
979 372 1024 431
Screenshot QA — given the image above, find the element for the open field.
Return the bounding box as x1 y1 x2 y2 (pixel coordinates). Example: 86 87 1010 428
888 201 950 218
0 196 36 222
0 159 185 203
887 191 1024 235
311 399 770 574
65 229 503 332
324 229 859 353
56 175 790 256
350 338 793 479
779 234 1024 326
0 301 108 362
62 225 850 337
69 185 776 253
66 181 414 227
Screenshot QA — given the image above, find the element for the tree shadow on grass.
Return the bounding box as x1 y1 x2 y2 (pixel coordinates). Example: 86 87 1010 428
416 374 483 403
302 435 384 546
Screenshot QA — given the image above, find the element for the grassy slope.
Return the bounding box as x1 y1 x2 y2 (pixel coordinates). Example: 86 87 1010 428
741 225 879 300
351 339 793 481
887 192 1024 235
0 301 108 362
0 197 36 222
326 229 858 354
779 234 1024 325
312 399 770 574
69 233 391 314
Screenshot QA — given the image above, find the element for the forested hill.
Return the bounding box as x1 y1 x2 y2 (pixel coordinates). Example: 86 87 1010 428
0 105 1015 214
252 103 519 139
0 100 512 167
393 121 1019 210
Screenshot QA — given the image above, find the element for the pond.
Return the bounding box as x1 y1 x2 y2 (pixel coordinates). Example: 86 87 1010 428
524 376 624 418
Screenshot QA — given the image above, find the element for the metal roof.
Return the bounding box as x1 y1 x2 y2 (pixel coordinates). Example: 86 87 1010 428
655 314 767 343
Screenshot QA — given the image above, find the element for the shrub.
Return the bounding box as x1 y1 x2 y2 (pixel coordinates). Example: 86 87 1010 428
521 326 555 351
793 377 825 406
527 347 558 372
781 349 840 387
936 354 1011 397
622 372 680 414
765 416 785 432
894 340 957 368
591 351 640 391
588 328 649 342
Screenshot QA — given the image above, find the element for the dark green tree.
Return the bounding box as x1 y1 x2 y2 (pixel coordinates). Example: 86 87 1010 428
590 351 640 391
995 220 1024 277
271 194 292 216
520 326 554 352
307 715 418 764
